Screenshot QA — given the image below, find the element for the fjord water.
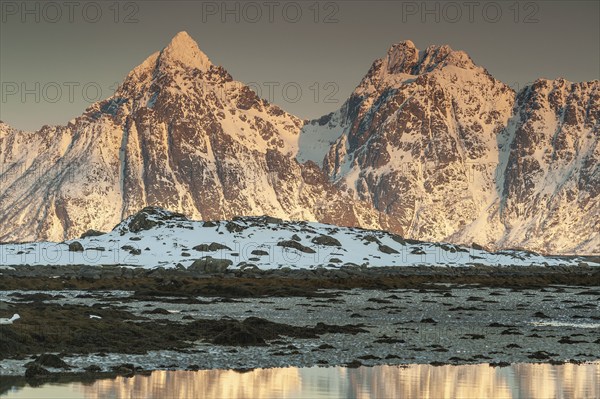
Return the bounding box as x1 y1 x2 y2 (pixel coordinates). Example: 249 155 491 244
3 363 599 399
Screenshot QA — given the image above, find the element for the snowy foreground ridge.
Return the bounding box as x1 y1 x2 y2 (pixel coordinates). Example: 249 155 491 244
0 208 596 270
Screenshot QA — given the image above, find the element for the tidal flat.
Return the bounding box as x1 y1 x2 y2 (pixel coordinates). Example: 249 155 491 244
1 267 599 382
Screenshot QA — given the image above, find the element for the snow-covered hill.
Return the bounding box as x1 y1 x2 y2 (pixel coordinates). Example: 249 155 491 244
0 207 594 269
0 32 598 255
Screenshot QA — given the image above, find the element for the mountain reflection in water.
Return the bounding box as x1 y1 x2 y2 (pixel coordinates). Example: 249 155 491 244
80 363 600 399
4 363 599 399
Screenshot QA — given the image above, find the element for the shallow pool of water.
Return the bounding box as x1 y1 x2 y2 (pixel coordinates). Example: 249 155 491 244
2 362 599 399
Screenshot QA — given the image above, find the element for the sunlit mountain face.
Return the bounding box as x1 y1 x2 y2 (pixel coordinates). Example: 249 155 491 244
0 31 597 254
74 363 600 399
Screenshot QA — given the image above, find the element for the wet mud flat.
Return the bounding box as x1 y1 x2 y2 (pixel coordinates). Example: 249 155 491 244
0 265 599 384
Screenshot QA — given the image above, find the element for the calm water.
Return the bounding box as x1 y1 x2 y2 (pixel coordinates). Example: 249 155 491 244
2 363 599 399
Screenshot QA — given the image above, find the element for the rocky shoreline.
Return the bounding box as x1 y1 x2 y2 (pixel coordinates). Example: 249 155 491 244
1 265 599 383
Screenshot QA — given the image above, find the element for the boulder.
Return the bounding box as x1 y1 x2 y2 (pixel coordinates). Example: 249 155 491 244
311 235 341 247
378 244 399 254
239 263 260 273
263 216 283 224
121 245 141 255
119 207 187 234
277 240 315 254
34 354 71 369
80 229 105 239
193 242 232 252
363 235 381 245
189 257 233 273
68 241 84 252
225 221 245 233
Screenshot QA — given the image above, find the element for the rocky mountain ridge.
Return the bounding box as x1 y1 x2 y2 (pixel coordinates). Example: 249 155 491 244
0 32 387 243
0 32 597 255
302 40 599 254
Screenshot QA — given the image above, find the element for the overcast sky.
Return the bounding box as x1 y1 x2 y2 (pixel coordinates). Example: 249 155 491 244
1 1 598 131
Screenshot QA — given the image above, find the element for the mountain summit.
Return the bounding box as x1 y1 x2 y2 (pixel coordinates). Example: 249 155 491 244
381 40 476 76
301 40 598 254
0 33 597 254
0 32 385 242
159 31 212 71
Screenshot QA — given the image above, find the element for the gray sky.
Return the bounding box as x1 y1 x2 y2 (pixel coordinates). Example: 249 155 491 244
1 0 598 131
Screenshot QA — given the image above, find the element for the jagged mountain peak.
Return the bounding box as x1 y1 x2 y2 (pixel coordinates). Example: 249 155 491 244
159 31 212 71
0 120 15 130
351 40 483 97
383 40 419 74
303 39 598 255
168 30 198 47
120 31 212 92
525 77 600 92
421 44 475 71
380 40 477 76
0 30 377 243
0 121 21 139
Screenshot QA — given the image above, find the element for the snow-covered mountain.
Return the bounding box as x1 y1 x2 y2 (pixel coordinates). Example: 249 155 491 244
0 33 597 254
0 32 387 242
301 41 599 255
489 79 599 253
1 207 594 269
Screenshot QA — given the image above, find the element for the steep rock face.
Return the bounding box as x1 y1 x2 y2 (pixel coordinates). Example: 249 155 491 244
301 41 515 242
493 79 599 253
301 41 598 254
443 79 599 254
0 32 385 242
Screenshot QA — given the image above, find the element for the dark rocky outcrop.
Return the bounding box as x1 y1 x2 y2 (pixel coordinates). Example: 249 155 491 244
68 242 84 252
80 229 105 239
277 240 316 254
193 243 232 252
189 257 233 273
311 235 341 247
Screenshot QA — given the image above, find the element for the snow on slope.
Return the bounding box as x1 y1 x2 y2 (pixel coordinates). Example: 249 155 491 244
301 40 515 243
0 208 595 269
0 34 597 255
301 40 599 255
0 32 387 242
